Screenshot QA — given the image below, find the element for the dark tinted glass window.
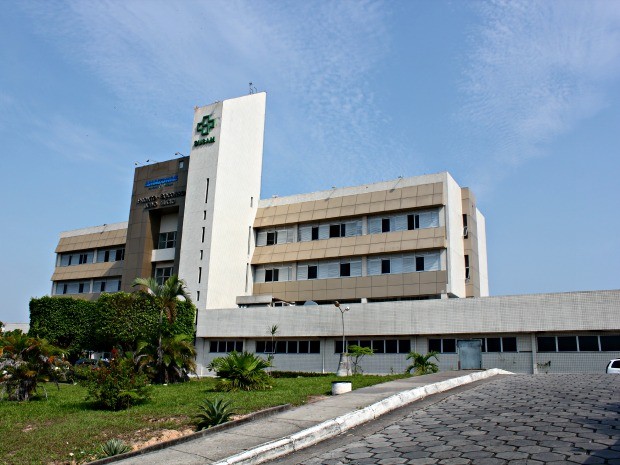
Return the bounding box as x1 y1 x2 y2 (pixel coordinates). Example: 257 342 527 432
308 265 318 279
557 336 577 352
310 341 320 353
381 259 391 274
340 263 351 277
416 256 425 272
265 269 273 282
385 340 398 353
537 337 556 352
276 341 287 354
578 336 599 351
266 232 276 245
373 340 385 353
360 340 372 349
235 341 243 352
443 339 456 353
288 341 298 353
299 341 309 353
382 218 390 232
335 340 344 354
600 335 620 351
502 337 517 352
486 338 501 352
311 227 319 241
115 249 124 261
428 339 441 353
210 341 218 352
399 339 411 353
329 224 341 238
407 214 415 230
256 341 266 353
226 341 236 352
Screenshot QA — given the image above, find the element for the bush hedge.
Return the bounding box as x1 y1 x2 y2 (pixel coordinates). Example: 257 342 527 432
29 293 196 360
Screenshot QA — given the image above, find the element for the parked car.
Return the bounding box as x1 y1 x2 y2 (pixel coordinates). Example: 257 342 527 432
606 359 620 374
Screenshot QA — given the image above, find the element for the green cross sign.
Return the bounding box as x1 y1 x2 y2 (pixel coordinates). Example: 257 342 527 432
197 115 215 136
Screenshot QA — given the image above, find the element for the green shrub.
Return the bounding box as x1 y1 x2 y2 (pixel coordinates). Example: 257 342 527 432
195 398 235 430
405 351 439 376
0 330 64 401
100 438 132 457
208 351 272 392
80 350 151 410
348 344 375 375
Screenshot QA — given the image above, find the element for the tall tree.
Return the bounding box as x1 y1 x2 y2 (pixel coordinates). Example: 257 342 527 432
132 275 192 383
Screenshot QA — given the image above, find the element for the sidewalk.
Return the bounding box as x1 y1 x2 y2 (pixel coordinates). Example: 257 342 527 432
100 369 509 465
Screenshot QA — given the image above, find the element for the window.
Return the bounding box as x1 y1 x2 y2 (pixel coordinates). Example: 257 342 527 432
416 256 425 272
382 218 391 233
209 340 243 353
578 336 599 351
557 336 577 352
340 263 351 277
502 337 517 352
60 251 95 266
257 228 295 246
158 231 177 249
465 255 470 280
381 259 391 274
96 248 125 263
311 227 319 241
463 214 469 238
256 340 320 354
266 231 276 245
79 253 89 265
601 335 620 351
486 337 501 352
155 267 173 285
298 221 361 242
369 210 438 235
335 339 410 354
428 338 456 353
308 265 318 279
255 265 291 283
537 337 557 352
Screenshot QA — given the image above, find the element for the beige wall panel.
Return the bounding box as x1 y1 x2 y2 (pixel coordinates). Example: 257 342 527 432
417 195 434 207
326 208 341 218
386 188 402 201
327 197 343 208
341 277 357 289
325 278 342 290
311 210 327 221
298 280 313 291
371 275 388 287
400 197 417 209
325 289 342 300
419 271 437 284
297 250 312 261
298 291 314 301
285 213 300 223
369 243 386 254
368 201 386 213
420 283 438 295
312 280 327 290
385 231 403 242
417 184 434 196
384 242 403 253
285 292 299 302
275 205 289 215
388 285 404 296
340 205 356 217
310 249 326 259
353 244 370 255
356 277 372 288
371 286 388 298
354 204 370 215
403 284 420 295
340 288 356 300
341 195 356 207
387 274 404 286
384 199 401 211
298 211 313 222
340 246 355 256
401 186 418 198
402 273 421 285
355 287 371 299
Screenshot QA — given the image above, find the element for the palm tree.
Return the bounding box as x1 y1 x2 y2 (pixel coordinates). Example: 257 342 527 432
132 275 192 383
405 351 440 376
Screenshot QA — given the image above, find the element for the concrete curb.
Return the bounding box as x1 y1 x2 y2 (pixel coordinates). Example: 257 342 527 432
214 369 512 465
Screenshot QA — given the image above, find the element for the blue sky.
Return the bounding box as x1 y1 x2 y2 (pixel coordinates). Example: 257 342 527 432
1 0 619 323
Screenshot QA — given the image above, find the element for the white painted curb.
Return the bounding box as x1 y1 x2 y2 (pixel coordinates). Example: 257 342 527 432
212 369 512 465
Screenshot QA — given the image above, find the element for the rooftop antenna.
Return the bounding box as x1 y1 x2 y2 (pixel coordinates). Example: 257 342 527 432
145 159 158 163
249 82 257 94
174 152 186 157
134 161 142 166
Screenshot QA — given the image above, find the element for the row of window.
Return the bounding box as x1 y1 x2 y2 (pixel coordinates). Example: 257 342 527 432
256 209 440 247
256 340 321 354
537 335 620 352
428 337 518 353
255 252 442 283
58 247 125 267
209 340 244 353
54 278 122 295
335 339 412 354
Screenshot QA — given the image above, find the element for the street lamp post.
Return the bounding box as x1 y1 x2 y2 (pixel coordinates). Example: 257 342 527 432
334 301 351 376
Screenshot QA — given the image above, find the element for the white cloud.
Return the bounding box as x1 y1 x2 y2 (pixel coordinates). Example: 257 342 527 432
22 0 410 192
459 0 620 190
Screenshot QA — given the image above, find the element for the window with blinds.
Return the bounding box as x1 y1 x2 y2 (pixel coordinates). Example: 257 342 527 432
297 259 362 280
298 220 362 242
256 227 295 246
368 251 441 275
254 265 293 283
368 209 439 234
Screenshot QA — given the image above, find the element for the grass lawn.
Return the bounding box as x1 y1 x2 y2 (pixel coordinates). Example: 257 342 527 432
0 374 407 465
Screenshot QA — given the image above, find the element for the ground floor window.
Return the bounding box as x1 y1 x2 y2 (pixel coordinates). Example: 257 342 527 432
335 339 411 354
537 335 620 352
209 340 243 353
155 266 173 285
481 337 518 352
256 340 320 354
428 338 456 353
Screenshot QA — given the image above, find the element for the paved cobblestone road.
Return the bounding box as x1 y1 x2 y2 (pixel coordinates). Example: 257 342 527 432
271 374 619 465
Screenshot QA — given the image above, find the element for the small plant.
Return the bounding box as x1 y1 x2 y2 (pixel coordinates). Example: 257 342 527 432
80 349 151 410
208 351 272 391
195 398 236 430
348 345 374 374
405 351 439 376
100 438 132 457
